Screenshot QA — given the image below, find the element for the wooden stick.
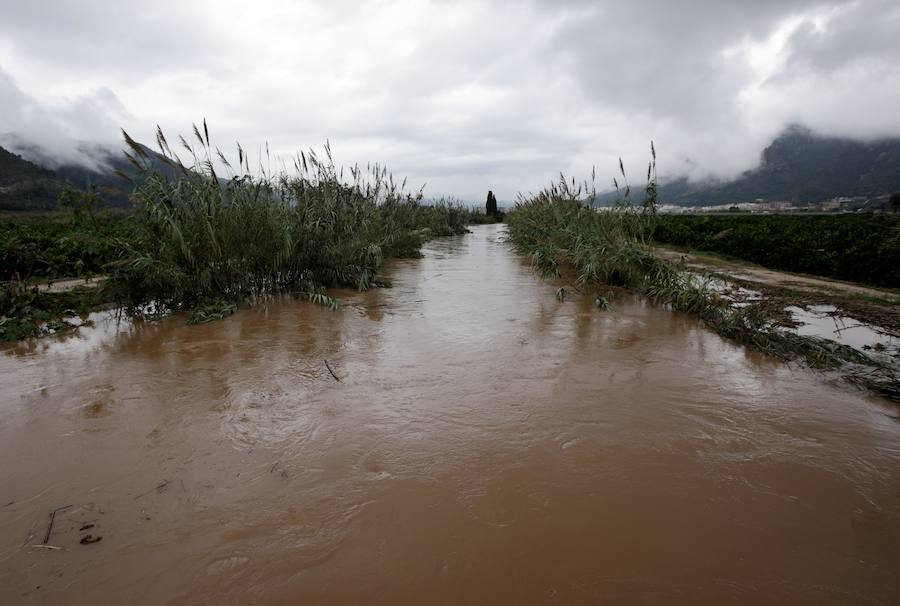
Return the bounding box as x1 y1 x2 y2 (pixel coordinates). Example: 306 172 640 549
43 505 72 545
324 359 341 382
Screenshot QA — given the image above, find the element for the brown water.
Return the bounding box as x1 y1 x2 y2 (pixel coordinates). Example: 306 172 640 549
2 224 899 605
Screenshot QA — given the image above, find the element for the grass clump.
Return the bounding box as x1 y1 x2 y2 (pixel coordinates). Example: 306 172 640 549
105 123 473 318
0 122 490 341
185 299 238 325
507 148 897 396
0 207 144 283
0 281 102 341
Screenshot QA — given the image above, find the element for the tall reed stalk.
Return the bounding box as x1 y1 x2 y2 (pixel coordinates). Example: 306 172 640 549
107 123 476 314
506 147 893 390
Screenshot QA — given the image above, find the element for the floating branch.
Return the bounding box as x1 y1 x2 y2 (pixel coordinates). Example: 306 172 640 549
324 359 342 382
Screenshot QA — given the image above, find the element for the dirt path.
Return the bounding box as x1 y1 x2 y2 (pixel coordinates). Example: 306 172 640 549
33 276 106 293
654 246 900 338
654 247 900 303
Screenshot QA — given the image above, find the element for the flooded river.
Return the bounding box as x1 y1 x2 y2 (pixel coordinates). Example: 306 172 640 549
2 224 899 605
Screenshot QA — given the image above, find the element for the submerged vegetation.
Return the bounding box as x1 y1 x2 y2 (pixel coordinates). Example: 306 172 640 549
507 148 899 400
0 202 136 341
0 281 105 341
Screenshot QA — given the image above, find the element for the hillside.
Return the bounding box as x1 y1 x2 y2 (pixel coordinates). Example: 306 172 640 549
605 126 900 206
0 146 65 210
21 141 175 207
0 140 178 210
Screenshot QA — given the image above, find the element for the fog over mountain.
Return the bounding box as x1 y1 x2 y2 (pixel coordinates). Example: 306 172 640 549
653 126 900 206
1 0 899 201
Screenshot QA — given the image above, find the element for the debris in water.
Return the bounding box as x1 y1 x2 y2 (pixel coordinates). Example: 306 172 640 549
134 479 170 499
43 505 73 545
324 359 342 382
79 535 102 545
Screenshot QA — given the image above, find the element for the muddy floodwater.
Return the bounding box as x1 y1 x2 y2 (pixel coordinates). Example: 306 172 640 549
2 224 900 605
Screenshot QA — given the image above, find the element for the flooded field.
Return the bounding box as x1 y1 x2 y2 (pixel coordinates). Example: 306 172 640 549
2 224 899 605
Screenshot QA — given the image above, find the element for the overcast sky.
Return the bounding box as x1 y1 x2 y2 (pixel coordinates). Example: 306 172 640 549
1 0 898 200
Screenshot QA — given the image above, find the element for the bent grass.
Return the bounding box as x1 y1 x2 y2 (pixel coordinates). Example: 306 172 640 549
507 148 899 400
108 123 477 320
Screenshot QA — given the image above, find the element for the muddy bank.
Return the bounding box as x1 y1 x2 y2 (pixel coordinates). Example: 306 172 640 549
2 225 899 605
31 276 106 294
655 246 900 400
655 246 900 332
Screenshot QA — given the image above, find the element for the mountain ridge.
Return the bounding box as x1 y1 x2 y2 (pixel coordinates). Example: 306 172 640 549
0 146 65 210
0 138 180 210
651 126 900 206
3 126 900 210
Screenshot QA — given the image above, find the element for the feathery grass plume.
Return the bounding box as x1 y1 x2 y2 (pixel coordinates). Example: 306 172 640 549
106 122 484 321
506 147 889 383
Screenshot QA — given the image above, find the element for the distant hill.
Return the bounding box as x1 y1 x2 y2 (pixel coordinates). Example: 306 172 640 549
0 139 178 210
52 143 143 206
5 125 900 210
606 126 900 206
0 146 65 210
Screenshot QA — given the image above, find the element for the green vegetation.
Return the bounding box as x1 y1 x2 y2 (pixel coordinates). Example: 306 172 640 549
654 214 900 288
0 282 105 341
0 146 63 211
0 207 143 283
1 124 490 341
106 128 476 314
465 210 502 225
507 154 897 398
0 195 142 340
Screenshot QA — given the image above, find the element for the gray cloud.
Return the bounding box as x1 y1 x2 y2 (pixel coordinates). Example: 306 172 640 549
0 0 897 200
0 66 129 169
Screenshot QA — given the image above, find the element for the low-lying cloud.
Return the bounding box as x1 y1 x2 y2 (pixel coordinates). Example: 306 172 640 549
0 0 897 200
0 67 128 170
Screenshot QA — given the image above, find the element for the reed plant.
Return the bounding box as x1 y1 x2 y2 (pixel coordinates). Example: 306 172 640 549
107 123 474 314
507 148 897 398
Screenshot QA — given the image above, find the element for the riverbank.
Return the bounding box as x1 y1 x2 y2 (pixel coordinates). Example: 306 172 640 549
506 187 899 401
655 245 899 335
